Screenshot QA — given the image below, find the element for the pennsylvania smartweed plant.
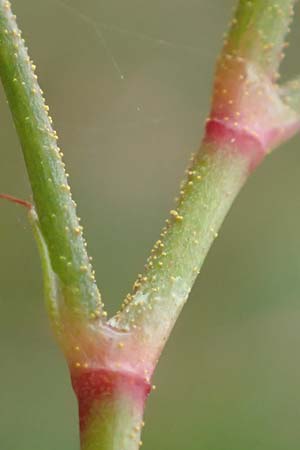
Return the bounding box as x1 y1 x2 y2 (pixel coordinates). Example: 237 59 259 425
0 1 299 449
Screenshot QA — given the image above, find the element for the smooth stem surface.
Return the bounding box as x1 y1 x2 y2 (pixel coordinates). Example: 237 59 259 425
80 396 144 450
0 0 102 321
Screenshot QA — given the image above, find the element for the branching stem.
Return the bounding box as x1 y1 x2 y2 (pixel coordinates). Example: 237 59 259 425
0 1 299 449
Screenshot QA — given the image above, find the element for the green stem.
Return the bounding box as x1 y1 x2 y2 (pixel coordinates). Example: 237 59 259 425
0 1 299 449
71 368 148 450
109 0 300 368
80 396 144 450
110 140 251 365
226 0 296 78
0 0 102 320
280 77 300 112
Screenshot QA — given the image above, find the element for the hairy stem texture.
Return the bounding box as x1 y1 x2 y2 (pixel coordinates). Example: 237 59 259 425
109 139 251 368
0 1 299 450
0 0 102 325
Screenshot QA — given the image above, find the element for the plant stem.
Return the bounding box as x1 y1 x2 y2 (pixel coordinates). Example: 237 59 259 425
110 139 252 366
0 0 103 322
109 0 300 368
0 0 299 449
71 368 149 450
227 0 296 79
280 77 300 112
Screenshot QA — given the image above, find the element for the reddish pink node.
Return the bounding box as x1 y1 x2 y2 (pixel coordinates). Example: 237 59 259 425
71 368 151 433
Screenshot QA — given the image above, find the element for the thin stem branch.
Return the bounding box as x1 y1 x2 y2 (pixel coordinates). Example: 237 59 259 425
0 1 299 450
226 0 296 79
280 77 300 111
110 0 300 369
109 141 251 367
0 0 103 323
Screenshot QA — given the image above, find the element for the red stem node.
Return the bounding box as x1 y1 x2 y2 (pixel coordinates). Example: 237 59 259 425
71 368 151 437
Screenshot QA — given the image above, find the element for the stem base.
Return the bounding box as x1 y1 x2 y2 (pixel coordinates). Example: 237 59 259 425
71 368 151 450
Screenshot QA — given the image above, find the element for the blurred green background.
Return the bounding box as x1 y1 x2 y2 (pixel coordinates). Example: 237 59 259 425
1 1 300 449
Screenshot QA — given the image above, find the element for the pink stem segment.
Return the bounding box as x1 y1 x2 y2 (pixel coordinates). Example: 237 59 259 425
0 193 32 209
71 368 151 434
